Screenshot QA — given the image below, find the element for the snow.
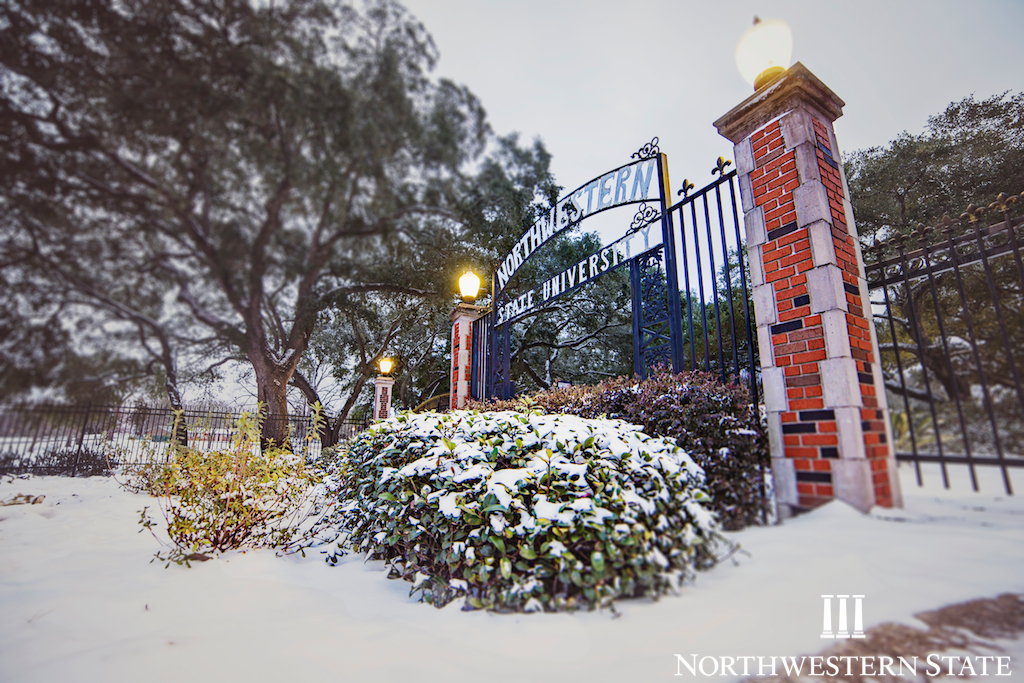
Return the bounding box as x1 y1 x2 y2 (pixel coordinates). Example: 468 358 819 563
1 463 1023 682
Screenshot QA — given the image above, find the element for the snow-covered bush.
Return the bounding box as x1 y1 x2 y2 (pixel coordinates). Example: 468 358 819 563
139 411 330 565
330 410 725 612
469 371 770 530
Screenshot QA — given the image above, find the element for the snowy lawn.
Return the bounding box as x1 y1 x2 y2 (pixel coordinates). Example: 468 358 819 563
1 464 1022 682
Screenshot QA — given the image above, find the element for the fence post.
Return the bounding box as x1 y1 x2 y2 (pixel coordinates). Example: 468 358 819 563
72 403 92 477
715 63 902 514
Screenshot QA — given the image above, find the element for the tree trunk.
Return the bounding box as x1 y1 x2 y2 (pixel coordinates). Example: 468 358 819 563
252 358 294 452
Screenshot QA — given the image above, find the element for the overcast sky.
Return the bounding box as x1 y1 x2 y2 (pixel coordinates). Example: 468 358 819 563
402 0 1024 200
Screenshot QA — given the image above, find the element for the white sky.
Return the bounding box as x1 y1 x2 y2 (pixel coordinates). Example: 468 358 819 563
403 0 1024 203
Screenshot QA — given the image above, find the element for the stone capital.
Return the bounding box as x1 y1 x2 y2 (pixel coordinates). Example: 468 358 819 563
714 63 845 144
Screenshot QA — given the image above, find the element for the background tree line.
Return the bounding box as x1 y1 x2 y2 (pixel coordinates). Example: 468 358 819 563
0 0 630 446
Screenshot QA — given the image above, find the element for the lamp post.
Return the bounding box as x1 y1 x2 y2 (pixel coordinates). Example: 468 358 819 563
735 17 793 90
715 24 901 515
450 268 487 410
372 355 395 421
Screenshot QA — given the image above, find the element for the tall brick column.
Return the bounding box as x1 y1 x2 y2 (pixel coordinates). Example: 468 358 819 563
373 375 394 421
714 62 901 514
450 303 486 410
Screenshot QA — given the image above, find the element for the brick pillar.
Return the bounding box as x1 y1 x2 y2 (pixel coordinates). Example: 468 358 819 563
715 62 901 514
450 303 486 410
373 376 394 421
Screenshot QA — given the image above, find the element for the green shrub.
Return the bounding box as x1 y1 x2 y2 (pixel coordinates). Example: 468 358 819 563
468 371 770 530
329 410 726 612
139 411 333 565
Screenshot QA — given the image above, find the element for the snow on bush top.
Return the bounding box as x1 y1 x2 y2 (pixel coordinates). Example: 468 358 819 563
328 410 726 612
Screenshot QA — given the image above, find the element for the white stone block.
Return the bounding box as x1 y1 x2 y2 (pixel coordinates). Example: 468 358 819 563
794 142 822 185
844 197 860 240
807 264 848 314
832 458 875 513
809 220 838 267
735 138 755 176
822 309 852 358
821 357 860 407
766 411 783 457
752 283 777 327
762 366 788 413
793 182 831 229
744 205 766 247
757 323 775 370
771 455 800 512
780 108 814 149
833 406 863 458
747 244 765 287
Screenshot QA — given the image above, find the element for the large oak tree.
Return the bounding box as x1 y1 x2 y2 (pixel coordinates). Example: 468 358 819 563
1 0 487 445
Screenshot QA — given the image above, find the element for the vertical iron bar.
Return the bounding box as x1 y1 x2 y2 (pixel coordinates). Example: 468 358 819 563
72 404 91 477
630 257 644 378
686 201 700 369
941 225 1011 495
729 177 759 404
655 154 686 374
715 182 741 379
691 200 711 371
918 231 978 491
971 217 1024 418
702 192 727 383
877 276 922 486
896 239 949 488
677 204 697 371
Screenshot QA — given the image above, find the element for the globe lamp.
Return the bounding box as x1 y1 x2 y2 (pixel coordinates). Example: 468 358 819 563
735 17 793 90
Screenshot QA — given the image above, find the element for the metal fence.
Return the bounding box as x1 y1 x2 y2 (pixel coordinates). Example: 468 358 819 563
0 404 368 477
669 165 759 403
865 196 1024 494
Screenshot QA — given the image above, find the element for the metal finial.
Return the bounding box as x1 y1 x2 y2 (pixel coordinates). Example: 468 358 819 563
711 157 732 176
961 204 986 224
939 213 955 234
678 179 695 197
631 137 660 161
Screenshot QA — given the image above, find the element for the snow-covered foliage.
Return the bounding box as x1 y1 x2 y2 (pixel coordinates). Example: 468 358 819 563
328 410 726 612
138 412 329 565
469 370 770 530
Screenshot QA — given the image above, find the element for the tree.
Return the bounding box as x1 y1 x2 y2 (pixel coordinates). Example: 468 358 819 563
1 0 487 446
845 93 1024 455
845 91 1024 247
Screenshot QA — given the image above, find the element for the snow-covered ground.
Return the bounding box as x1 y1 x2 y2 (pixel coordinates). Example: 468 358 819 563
1 463 1022 682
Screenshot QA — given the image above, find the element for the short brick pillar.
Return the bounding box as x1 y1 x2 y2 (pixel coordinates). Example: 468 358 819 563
373 375 394 421
450 303 486 410
715 62 902 514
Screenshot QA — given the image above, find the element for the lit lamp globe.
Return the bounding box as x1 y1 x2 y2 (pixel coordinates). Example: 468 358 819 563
458 270 481 303
378 357 394 375
735 16 793 90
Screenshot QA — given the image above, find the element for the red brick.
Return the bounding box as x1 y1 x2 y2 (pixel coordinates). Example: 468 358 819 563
790 398 824 410
794 349 827 364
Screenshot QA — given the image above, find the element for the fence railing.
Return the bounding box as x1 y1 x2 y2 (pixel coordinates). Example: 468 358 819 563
865 196 1024 495
669 167 759 404
0 404 368 477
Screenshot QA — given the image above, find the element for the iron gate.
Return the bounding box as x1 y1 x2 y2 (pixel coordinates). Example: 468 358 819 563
865 195 1024 494
474 146 758 406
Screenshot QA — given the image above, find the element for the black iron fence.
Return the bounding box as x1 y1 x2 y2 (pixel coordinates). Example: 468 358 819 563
669 165 759 404
865 194 1024 494
0 404 368 477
